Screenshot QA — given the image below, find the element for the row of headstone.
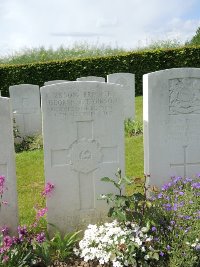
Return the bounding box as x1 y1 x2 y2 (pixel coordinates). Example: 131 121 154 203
42 67 200 233
2 68 200 235
9 73 135 138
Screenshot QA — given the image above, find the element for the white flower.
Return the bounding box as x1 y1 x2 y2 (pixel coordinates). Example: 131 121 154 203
124 260 129 266
141 246 146 252
135 237 142 246
146 236 153 242
119 238 125 243
144 254 150 260
141 227 148 233
77 220 156 266
73 247 79 256
113 260 123 267
130 236 135 242
99 258 105 265
84 255 90 262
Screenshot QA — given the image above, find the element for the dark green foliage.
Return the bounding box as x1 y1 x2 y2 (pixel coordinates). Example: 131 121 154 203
14 134 43 153
1 47 200 97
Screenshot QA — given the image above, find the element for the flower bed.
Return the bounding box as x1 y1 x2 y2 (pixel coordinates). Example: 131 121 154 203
0 171 199 267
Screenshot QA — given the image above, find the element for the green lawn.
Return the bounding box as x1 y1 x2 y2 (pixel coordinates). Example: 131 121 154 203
16 150 45 225
16 96 144 225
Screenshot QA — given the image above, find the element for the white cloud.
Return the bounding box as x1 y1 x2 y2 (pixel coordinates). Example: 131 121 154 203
0 0 200 55
96 18 118 28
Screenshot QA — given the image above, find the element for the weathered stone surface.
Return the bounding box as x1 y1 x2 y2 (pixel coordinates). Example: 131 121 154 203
44 80 69 85
9 84 42 137
143 68 200 188
107 73 135 119
41 81 124 234
77 76 105 82
0 97 18 234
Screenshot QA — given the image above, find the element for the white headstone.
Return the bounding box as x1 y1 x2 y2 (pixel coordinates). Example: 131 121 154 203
0 97 18 234
9 84 42 137
107 73 135 119
77 76 105 82
41 81 125 234
44 80 68 86
144 68 200 188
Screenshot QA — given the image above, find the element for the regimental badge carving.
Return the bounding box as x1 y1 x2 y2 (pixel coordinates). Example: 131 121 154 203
79 150 92 160
169 78 200 114
71 140 102 173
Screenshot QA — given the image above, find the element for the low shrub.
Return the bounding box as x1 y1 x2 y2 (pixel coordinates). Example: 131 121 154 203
124 119 143 137
14 134 43 153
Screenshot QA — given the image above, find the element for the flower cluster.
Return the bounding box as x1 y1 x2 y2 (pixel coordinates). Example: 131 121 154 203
0 224 47 264
0 176 5 195
41 182 55 197
35 207 48 221
75 220 159 267
151 175 200 266
0 182 54 265
0 175 7 207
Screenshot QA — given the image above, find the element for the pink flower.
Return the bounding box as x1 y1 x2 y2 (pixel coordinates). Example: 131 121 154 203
42 182 55 197
3 235 13 249
36 232 46 243
0 175 6 195
36 207 48 220
1 226 9 236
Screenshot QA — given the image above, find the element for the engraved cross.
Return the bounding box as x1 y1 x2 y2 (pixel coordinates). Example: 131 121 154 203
51 120 119 210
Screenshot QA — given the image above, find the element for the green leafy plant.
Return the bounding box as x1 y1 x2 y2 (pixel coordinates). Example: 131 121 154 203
15 134 43 153
50 230 81 262
100 169 151 226
13 118 21 140
124 119 143 137
32 236 53 266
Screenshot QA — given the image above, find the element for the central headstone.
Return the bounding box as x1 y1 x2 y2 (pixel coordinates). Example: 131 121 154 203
0 97 18 234
41 81 124 234
143 68 200 188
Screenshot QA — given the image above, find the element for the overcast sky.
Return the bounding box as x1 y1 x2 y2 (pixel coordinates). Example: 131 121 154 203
0 0 200 56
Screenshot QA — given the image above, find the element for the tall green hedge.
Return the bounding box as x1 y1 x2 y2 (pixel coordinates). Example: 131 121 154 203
0 46 200 97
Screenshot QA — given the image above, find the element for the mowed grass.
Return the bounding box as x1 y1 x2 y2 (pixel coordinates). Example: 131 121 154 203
16 150 45 225
16 96 144 225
